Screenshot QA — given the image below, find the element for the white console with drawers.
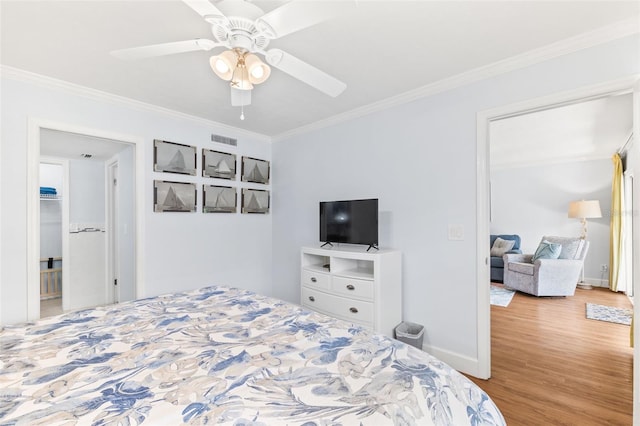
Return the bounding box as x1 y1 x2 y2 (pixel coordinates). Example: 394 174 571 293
300 246 402 337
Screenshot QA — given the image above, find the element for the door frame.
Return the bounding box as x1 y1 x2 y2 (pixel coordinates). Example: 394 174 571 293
623 168 634 296
27 118 145 320
476 75 639 409
106 158 119 304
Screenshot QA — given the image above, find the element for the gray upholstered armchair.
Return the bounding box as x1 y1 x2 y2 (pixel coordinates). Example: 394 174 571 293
503 236 589 297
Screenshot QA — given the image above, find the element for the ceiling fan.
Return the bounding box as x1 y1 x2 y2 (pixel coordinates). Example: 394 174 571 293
112 0 353 116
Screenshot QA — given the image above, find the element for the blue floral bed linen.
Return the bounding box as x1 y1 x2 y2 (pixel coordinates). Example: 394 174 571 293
0 286 505 425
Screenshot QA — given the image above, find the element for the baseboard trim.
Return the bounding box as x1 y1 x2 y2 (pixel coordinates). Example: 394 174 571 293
422 344 484 379
584 277 609 288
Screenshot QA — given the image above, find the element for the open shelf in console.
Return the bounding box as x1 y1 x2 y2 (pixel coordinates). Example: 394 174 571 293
330 258 374 280
302 252 330 273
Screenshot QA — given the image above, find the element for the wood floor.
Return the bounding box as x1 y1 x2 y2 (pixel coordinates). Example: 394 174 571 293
466 285 633 426
40 297 63 318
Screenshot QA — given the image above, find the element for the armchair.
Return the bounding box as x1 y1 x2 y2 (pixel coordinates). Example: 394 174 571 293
503 236 589 297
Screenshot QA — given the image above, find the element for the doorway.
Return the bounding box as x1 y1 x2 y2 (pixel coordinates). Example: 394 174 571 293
41 130 133 313
489 93 632 290
27 119 145 321
476 76 639 414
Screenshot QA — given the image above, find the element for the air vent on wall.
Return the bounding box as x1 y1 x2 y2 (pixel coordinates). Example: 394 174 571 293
211 134 237 146
80 153 93 158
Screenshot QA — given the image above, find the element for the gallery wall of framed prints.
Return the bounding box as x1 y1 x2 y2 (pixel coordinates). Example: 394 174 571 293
152 138 270 214
203 149 236 180
153 180 196 212
203 185 237 213
154 139 197 175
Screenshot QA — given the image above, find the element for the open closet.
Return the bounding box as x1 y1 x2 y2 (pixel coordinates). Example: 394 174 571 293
39 163 63 317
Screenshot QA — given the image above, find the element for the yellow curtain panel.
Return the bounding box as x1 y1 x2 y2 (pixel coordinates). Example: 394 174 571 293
609 153 623 292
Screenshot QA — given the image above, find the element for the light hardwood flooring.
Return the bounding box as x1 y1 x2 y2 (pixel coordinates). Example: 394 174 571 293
466 285 633 425
40 297 63 318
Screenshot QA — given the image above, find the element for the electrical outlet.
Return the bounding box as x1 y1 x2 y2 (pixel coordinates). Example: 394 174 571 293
600 264 608 272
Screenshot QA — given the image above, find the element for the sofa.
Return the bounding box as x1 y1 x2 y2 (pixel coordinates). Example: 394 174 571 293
490 234 522 282
503 236 589 297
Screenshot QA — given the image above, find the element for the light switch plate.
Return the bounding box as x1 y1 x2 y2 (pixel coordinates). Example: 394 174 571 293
448 224 464 241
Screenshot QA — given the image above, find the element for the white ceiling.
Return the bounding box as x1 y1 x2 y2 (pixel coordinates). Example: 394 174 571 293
1 0 638 139
491 93 633 169
41 129 131 161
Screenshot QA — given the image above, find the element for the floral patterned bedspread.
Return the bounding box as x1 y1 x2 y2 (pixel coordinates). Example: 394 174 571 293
0 286 505 425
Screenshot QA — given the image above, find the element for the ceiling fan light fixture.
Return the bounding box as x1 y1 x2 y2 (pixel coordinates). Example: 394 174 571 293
214 59 229 74
244 53 271 84
209 50 236 80
231 87 251 106
114 0 350 119
230 56 253 90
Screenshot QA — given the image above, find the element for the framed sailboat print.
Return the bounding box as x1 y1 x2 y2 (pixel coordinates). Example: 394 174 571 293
154 180 196 212
241 188 270 214
203 149 236 180
241 156 270 184
154 139 197 175
203 185 237 213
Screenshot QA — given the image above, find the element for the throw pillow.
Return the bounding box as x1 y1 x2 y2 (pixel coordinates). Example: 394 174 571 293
490 237 516 257
558 239 581 259
532 240 562 262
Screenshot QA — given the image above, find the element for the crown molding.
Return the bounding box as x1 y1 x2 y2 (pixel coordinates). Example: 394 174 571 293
0 65 271 143
272 17 640 142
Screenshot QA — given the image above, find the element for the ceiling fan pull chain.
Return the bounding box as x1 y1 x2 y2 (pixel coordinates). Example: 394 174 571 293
240 104 245 121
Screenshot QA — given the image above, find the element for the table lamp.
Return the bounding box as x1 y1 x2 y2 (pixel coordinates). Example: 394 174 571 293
568 200 602 240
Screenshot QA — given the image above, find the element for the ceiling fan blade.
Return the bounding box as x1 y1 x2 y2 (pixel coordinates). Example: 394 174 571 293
265 49 346 97
182 0 226 23
255 0 355 39
111 39 221 60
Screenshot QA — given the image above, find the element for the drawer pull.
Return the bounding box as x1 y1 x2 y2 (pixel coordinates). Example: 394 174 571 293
308 296 315 302
310 277 317 283
346 284 355 290
349 307 358 314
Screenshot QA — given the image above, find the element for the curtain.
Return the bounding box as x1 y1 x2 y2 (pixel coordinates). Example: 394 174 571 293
609 153 623 291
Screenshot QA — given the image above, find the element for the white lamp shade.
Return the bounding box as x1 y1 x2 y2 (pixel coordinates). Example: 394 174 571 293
568 200 602 219
209 50 237 81
245 53 271 84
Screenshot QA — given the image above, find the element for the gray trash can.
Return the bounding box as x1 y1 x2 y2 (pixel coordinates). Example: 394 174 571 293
394 322 424 349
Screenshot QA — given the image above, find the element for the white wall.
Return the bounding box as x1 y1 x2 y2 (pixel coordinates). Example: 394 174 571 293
0 72 272 325
69 159 105 224
272 35 640 370
491 158 611 285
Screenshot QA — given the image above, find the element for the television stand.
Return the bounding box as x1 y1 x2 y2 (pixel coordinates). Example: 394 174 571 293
366 244 379 252
320 242 334 248
300 246 402 337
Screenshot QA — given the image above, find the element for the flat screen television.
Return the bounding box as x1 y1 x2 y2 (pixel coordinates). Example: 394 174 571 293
319 199 378 249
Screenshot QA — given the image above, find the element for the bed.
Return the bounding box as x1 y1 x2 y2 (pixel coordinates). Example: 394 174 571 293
0 286 505 425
